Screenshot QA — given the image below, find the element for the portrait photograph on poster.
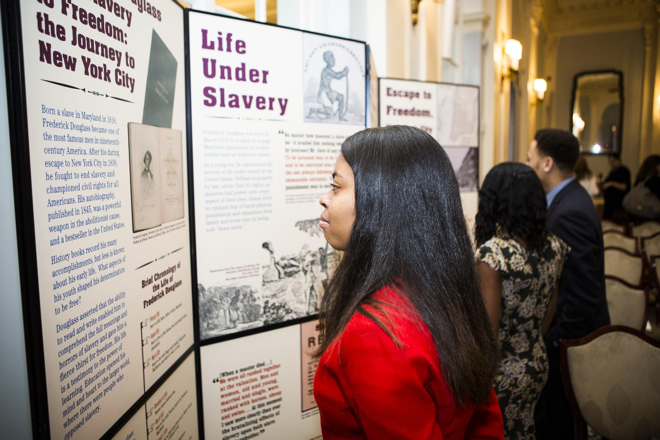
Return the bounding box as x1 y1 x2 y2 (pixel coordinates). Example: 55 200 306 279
129 123 185 232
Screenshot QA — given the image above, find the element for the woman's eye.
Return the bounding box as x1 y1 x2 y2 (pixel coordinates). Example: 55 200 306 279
329 183 339 190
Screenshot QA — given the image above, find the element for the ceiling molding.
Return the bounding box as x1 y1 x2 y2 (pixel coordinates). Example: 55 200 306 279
540 0 659 36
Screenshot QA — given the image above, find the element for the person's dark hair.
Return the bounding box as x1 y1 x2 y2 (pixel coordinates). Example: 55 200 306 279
475 163 548 254
314 126 499 405
534 129 580 172
608 153 621 161
635 155 660 184
573 156 592 181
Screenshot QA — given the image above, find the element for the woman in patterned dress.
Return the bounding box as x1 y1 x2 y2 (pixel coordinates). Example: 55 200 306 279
475 163 570 440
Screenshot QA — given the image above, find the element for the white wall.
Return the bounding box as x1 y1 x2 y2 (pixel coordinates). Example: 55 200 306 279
554 29 645 179
0 8 34 439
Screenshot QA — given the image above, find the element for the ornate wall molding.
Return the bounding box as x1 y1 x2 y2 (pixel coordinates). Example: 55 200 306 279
541 0 658 36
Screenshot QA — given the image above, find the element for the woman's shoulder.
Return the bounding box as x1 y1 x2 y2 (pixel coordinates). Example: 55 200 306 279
476 237 516 271
338 287 433 354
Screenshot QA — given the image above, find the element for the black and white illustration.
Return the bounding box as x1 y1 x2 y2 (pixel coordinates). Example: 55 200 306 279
445 147 478 192
198 219 340 340
303 33 366 126
129 123 184 232
436 85 479 147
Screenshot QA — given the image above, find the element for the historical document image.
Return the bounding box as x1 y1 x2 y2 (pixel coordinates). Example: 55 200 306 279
445 146 478 192
129 123 184 232
436 84 479 147
303 33 366 126
198 220 340 340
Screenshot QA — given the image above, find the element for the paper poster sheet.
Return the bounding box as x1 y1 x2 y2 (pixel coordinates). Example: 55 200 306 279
300 320 321 413
111 352 199 440
15 1 194 438
200 325 322 440
189 11 366 340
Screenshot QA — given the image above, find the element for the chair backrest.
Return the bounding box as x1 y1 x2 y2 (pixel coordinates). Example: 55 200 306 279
604 277 648 331
631 222 660 238
604 248 644 287
603 232 637 255
602 220 627 235
641 232 660 258
561 326 660 440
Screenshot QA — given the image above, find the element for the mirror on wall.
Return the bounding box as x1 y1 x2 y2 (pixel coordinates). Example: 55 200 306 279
570 70 623 155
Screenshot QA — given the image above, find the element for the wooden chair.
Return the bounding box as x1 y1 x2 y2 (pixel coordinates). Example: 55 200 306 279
604 248 644 288
560 326 660 440
602 220 627 235
604 276 649 332
631 221 660 239
646 256 660 324
641 231 660 259
603 231 638 255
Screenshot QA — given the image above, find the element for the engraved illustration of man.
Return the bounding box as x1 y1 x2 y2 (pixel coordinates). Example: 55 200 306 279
141 150 155 197
301 251 323 313
308 51 349 121
229 290 240 328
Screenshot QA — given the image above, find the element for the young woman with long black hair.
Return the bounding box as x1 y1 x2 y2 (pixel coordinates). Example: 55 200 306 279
475 163 569 439
313 126 503 439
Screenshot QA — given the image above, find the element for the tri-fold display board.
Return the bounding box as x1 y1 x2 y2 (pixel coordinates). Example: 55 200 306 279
3 0 367 439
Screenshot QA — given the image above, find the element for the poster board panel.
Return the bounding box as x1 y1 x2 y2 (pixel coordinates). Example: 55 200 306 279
6 1 195 438
187 10 367 341
379 78 480 237
200 325 322 440
111 352 199 440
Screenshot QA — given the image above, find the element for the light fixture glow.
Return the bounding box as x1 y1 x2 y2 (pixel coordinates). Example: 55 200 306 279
533 79 547 100
505 39 522 71
592 144 601 154
572 113 585 138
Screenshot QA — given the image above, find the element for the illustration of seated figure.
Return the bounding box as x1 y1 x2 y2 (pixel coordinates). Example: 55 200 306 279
308 51 348 121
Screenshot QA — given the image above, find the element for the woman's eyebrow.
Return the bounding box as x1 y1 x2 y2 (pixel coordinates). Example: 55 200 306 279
332 172 343 180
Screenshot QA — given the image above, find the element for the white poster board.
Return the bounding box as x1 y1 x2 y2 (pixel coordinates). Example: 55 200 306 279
188 11 367 340
379 78 480 233
200 325 322 440
111 351 199 440
12 0 195 438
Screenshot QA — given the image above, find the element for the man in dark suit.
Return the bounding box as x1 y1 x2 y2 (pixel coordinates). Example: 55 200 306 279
528 129 610 440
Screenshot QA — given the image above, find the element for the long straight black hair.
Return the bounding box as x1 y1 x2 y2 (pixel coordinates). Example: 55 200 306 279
315 126 499 405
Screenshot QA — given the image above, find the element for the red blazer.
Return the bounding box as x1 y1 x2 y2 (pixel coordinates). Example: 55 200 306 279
314 287 503 440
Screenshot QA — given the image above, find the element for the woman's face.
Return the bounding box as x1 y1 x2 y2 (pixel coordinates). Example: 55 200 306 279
319 154 356 251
